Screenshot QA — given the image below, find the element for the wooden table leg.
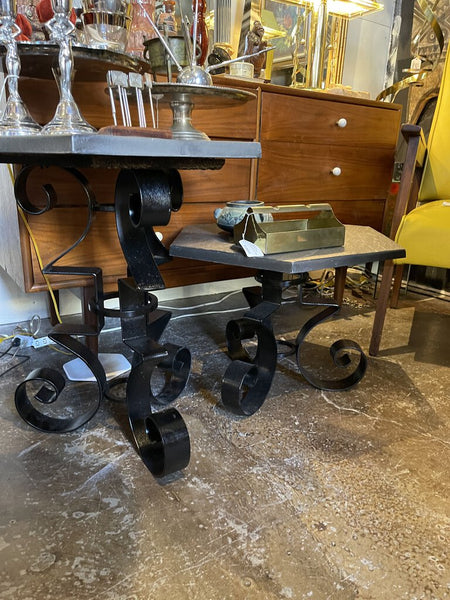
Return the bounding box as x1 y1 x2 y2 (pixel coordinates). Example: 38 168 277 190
334 266 347 305
369 260 394 356
47 290 60 326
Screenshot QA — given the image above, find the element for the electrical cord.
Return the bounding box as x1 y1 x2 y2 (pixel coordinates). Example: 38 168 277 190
160 289 241 310
0 339 18 359
100 279 348 332
0 314 42 346
170 305 248 321
100 290 248 334
0 338 30 378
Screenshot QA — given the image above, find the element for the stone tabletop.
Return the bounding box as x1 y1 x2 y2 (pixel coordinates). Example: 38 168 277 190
170 224 406 274
0 135 261 169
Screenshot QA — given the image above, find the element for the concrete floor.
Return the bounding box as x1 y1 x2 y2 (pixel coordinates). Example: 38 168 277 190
0 285 449 600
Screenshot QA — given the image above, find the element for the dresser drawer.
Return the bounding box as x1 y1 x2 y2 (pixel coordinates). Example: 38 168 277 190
257 140 395 202
260 91 401 147
191 93 259 140
181 159 252 202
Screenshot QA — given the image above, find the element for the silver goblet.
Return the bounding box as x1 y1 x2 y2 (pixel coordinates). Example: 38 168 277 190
42 0 96 135
0 0 41 135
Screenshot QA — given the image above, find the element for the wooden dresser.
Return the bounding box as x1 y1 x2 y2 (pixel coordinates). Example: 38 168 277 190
3 73 401 294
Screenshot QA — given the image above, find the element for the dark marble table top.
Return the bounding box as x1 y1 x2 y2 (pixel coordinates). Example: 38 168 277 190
0 135 261 170
170 224 405 274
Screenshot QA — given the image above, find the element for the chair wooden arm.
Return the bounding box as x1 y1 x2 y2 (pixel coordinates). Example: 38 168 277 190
390 125 427 308
369 124 427 356
389 124 427 239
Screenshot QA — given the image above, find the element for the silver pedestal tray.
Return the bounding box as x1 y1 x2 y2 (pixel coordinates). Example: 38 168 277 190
151 82 256 140
3 41 150 81
0 42 151 81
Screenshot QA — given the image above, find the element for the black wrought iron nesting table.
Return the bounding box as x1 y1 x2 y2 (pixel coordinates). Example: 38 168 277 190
0 134 261 479
170 224 405 416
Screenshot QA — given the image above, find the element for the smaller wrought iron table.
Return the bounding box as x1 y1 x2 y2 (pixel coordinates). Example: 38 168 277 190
170 224 405 416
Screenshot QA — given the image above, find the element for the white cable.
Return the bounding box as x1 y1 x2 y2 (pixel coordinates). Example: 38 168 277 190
99 290 244 334
100 304 247 333
170 306 246 321
98 287 316 334
160 289 241 310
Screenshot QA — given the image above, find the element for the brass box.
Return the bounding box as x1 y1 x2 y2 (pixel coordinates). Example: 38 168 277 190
233 203 345 255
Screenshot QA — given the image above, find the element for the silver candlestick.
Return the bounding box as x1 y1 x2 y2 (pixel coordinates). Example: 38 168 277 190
42 0 96 135
0 0 41 135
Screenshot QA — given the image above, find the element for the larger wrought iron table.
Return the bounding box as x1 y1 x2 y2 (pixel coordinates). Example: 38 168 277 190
170 224 406 416
1 134 261 478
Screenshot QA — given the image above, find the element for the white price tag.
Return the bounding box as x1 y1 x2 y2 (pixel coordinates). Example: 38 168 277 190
238 239 264 257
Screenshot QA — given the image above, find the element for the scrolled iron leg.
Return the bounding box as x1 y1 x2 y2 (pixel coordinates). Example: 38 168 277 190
116 276 191 477
113 166 193 477
14 165 108 433
126 354 190 478
114 168 182 290
221 302 278 416
15 334 107 433
295 302 367 390
236 270 367 398
14 162 192 477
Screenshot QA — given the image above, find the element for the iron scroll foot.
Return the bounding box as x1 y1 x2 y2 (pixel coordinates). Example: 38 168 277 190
14 165 108 432
247 271 368 392
294 302 367 391
126 349 191 478
221 270 368 417
221 301 279 416
14 333 107 433
115 277 191 478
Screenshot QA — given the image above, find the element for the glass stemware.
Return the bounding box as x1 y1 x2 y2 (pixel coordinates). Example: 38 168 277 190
0 0 41 135
42 0 96 134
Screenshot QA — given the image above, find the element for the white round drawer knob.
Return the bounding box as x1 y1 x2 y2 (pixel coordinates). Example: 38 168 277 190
331 167 342 176
336 118 347 128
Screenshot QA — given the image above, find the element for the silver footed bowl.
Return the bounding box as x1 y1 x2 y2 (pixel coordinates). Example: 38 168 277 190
177 65 213 86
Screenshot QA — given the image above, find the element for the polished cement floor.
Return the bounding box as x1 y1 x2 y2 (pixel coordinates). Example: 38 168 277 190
0 282 449 600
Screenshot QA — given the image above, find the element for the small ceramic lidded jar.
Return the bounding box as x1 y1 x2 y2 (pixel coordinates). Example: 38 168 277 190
214 200 271 233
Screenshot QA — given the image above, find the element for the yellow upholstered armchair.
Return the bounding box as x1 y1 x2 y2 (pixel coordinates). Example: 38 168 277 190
369 52 450 356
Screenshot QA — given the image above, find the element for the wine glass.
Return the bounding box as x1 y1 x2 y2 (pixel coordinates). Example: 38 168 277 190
42 0 96 135
0 0 41 135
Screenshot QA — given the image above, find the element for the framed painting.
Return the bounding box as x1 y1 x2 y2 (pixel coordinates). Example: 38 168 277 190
263 0 299 68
